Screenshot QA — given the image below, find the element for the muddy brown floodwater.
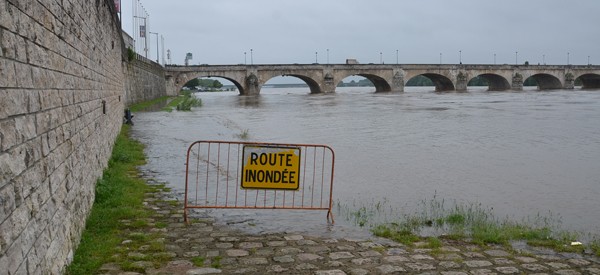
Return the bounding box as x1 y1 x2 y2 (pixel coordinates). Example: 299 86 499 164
131 87 600 239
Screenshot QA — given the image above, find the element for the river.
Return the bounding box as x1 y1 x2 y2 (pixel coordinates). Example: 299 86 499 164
131 86 600 239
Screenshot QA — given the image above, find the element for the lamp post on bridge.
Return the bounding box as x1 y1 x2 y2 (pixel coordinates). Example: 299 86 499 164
567 52 570 65
589 55 591 66
494 53 496 65
459 50 462 64
250 49 253 65
327 49 329 64
380 52 383 64
396 49 398 64
244 52 247 65
515 51 518 65
543 54 545 65
439 53 442 65
315 51 318 63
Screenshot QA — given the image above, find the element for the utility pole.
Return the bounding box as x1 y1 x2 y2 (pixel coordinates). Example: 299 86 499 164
133 15 148 58
150 32 159 63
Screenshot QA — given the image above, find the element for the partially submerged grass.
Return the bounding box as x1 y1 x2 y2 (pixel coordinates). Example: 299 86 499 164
339 195 598 254
128 92 202 113
237 129 250 140
174 91 202 111
67 125 169 274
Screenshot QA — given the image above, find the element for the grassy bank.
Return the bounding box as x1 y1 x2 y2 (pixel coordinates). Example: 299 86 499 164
129 96 172 112
67 125 169 274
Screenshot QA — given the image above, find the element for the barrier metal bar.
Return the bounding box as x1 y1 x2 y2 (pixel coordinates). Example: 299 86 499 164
184 141 335 224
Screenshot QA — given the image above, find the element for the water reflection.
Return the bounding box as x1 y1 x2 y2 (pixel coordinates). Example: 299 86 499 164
237 95 263 108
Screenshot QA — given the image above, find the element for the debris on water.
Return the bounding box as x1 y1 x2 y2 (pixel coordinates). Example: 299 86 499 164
570 241 583 246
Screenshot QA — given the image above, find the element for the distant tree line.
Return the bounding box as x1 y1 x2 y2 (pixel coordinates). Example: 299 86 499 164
337 79 374 87
184 78 223 90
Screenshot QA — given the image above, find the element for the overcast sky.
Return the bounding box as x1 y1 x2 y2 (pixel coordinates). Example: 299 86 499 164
121 0 599 66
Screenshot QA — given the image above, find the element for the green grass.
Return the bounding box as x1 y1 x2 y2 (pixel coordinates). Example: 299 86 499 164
129 96 171 112
66 125 165 274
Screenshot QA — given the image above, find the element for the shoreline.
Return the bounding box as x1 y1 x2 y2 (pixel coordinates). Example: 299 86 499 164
97 174 600 274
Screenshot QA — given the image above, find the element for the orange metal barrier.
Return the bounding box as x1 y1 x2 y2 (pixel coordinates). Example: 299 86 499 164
184 141 335 223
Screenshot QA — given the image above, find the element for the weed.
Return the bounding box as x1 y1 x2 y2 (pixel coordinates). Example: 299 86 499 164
211 256 222 268
155 222 168 229
590 239 600 257
238 129 250 140
192 256 205 267
426 237 442 249
372 223 420 245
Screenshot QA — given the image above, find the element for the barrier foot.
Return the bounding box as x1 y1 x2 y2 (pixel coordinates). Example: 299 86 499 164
184 208 188 224
327 210 335 224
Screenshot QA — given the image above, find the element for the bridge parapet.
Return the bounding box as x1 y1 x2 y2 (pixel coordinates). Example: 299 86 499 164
164 64 600 95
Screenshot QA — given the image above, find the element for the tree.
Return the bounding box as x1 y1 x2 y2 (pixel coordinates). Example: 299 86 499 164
212 80 223 89
184 78 200 89
406 75 434 86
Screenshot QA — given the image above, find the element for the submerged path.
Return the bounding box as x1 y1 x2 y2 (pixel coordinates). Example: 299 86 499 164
98 180 600 275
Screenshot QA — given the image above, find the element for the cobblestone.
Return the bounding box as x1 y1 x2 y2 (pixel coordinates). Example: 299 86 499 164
98 186 600 274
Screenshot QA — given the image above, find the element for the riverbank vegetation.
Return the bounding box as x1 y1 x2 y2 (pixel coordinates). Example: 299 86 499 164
134 91 203 112
67 126 171 274
171 91 202 111
338 196 600 256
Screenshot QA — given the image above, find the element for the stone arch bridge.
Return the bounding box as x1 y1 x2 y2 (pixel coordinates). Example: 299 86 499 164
164 64 600 95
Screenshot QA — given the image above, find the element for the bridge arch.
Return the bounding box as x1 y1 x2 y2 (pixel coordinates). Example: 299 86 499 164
469 74 511 91
261 74 322 94
335 73 392 93
406 73 455 92
575 73 600 89
177 73 245 94
523 73 563 90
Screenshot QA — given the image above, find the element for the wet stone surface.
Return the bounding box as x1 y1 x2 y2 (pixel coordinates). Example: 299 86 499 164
99 185 600 275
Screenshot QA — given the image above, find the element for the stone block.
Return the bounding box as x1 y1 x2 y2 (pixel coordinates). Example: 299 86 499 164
0 145 27 186
0 28 15 59
14 32 28 63
0 118 17 152
0 183 16 224
14 114 37 143
0 58 18 88
4 238 25 275
13 159 44 205
14 62 34 88
35 109 51 135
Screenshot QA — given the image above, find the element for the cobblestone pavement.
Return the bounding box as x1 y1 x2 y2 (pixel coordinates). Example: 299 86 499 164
99 185 600 275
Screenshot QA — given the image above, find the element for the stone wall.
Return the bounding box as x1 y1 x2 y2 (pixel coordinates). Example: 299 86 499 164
0 0 125 273
124 53 169 106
